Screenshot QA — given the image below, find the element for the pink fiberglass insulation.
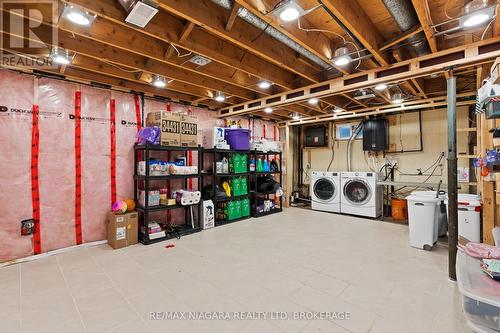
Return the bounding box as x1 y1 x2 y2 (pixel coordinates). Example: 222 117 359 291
80 86 111 243
114 92 137 202
38 78 76 252
0 70 35 262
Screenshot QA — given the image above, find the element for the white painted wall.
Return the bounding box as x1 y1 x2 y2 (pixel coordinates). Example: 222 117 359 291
301 107 472 195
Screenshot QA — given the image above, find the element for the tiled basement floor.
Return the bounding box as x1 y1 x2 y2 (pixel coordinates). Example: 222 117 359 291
0 208 470 333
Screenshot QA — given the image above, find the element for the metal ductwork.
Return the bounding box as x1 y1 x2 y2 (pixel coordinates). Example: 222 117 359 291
382 0 430 56
117 0 158 28
209 0 332 70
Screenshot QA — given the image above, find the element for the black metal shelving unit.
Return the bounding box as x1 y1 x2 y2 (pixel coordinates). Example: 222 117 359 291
249 150 284 217
201 148 251 227
134 143 202 245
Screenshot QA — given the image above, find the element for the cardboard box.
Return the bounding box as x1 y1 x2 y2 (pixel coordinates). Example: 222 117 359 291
180 114 198 147
146 111 181 146
107 212 138 249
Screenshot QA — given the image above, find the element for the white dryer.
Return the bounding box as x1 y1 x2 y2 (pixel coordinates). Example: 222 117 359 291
340 172 383 218
311 171 341 213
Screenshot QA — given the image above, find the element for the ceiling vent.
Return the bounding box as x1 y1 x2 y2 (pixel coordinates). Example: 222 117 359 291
118 0 158 28
189 55 212 66
354 89 376 100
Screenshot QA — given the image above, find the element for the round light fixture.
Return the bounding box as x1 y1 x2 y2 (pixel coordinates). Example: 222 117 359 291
332 47 351 67
152 76 167 88
463 0 493 27
392 92 404 104
264 107 273 113
50 48 71 65
280 7 300 22
292 113 300 120
258 80 272 89
333 107 343 113
463 13 490 27
374 83 388 91
215 92 226 102
66 10 90 26
308 98 319 105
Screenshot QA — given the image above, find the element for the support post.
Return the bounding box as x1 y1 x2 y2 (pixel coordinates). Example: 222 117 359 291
447 74 458 281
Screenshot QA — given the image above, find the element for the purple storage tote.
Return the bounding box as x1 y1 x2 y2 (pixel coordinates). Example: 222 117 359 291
225 128 251 150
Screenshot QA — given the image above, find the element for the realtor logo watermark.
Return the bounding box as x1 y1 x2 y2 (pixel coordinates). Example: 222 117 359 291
1 0 58 68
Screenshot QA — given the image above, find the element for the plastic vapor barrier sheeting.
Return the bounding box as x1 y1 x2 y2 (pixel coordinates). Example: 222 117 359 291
38 78 76 252
0 71 35 261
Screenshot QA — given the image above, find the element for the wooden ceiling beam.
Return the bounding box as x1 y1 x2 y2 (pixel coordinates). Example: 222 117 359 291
69 54 220 100
218 37 500 117
225 3 240 31
320 0 389 66
411 0 438 53
61 0 297 89
285 98 476 126
157 0 321 82
380 26 424 52
1 7 263 102
233 0 343 74
56 19 258 100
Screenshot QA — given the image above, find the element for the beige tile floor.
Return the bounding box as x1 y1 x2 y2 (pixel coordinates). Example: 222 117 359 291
0 208 470 333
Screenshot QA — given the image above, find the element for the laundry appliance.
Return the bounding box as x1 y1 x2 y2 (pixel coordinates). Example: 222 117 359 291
311 171 341 213
340 172 383 218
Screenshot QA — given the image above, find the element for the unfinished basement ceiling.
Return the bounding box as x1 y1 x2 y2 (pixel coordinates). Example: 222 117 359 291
0 0 494 121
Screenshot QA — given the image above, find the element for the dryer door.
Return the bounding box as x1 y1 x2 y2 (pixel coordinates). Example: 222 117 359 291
343 179 372 205
313 178 336 202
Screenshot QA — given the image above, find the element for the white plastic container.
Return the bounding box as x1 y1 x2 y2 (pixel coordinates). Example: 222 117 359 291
406 194 440 250
456 250 500 332
445 194 481 243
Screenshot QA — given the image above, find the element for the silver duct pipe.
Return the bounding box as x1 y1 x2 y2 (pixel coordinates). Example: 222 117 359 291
210 0 332 69
347 121 364 171
382 0 430 56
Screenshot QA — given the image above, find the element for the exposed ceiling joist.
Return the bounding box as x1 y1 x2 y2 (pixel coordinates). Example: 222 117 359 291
411 0 438 53
233 0 342 73
157 0 321 82
285 97 476 126
61 0 298 90
225 2 241 31
319 0 389 66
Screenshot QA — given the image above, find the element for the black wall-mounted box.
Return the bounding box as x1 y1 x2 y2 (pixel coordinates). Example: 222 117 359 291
363 118 389 151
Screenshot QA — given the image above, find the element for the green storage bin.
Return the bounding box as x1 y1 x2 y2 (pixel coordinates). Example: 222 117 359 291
224 201 240 221
229 155 237 174
231 178 242 196
241 198 250 217
234 200 242 219
240 177 248 195
240 154 248 172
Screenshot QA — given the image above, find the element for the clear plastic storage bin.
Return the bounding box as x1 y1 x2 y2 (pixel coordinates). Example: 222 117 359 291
456 250 500 332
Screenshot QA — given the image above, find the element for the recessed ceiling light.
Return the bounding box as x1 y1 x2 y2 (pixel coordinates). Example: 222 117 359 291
308 98 319 105
392 92 404 104
152 75 167 88
292 113 300 120
374 83 388 91
333 107 343 113
332 47 351 67
462 0 495 27
215 92 226 102
276 1 306 22
264 107 273 113
63 6 95 26
50 47 71 65
258 80 272 89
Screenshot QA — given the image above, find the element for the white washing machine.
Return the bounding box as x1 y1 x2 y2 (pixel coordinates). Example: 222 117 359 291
340 172 383 218
311 171 341 213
